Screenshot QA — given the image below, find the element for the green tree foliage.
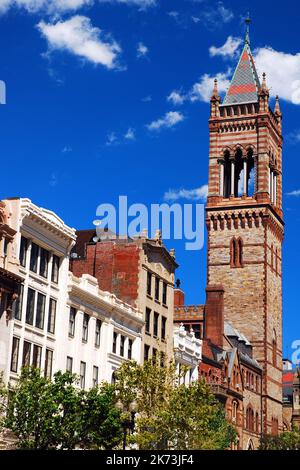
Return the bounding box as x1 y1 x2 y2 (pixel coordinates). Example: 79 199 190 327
260 428 300 450
0 367 122 450
115 360 237 450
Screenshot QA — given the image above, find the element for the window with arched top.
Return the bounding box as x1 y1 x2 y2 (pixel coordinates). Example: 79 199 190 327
230 237 243 268
232 400 238 422
246 406 255 431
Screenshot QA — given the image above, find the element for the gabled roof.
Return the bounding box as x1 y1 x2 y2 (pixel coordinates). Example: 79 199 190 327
222 37 260 106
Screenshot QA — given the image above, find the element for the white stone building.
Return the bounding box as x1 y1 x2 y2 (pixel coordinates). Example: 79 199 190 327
0 197 143 388
173 323 202 385
0 197 76 385
61 273 144 387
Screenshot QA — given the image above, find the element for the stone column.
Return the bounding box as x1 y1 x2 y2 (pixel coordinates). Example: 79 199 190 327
230 159 235 197
219 160 224 197
274 174 277 206
243 158 248 196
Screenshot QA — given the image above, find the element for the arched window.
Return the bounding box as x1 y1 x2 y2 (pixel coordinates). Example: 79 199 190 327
256 412 259 433
247 439 254 450
230 237 243 268
272 330 277 367
223 150 231 198
246 406 254 431
232 400 238 423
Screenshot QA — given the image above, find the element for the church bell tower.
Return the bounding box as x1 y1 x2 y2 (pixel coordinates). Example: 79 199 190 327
206 23 284 434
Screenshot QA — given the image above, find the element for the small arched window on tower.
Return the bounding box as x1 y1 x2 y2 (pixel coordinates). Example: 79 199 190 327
272 330 277 367
223 150 231 198
230 237 243 268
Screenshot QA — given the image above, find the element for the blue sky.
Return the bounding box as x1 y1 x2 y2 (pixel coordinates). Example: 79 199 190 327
0 0 299 360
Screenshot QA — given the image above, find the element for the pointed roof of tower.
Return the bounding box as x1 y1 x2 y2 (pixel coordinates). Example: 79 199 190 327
222 17 261 106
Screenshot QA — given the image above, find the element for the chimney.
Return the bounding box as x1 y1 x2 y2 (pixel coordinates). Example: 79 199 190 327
204 285 224 347
174 279 185 307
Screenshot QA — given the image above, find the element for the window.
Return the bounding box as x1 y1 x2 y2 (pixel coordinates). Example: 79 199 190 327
120 335 125 357
128 339 133 360
152 348 157 363
4 238 9 256
144 344 150 362
26 288 35 325
93 366 99 387
95 319 101 347
22 341 31 367
19 236 28 267
230 237 243 268
13 284 24 321
113 332 118 354
69 307 76 337
47 299 56 334
161 317 167 340
30 243 39 273
147 271 152 296
160 352 165 368
232 400 238 422
256 412 259 433
32 344 42 369
246 407 254 432
66 356 73 373
10 337 20 372
80 361 86 389
155 277 160 301
39 248 49 278
45 349 53 378
82 314 89 342
35 293 46 329
145 308 151 334
51 255 60 284
153 312 159 337
162 282 167 305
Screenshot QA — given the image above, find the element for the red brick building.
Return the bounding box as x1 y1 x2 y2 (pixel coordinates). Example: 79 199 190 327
206 27 283 436
70 229 178 363
174 284 263 450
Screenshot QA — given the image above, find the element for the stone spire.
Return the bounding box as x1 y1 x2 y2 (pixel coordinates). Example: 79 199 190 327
210 78 220 117
222 17 260 106
274 95 282 129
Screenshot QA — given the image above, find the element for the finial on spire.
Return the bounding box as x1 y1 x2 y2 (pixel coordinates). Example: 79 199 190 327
261 72 267 91
212 78 218 97
245 13 251 45
274 95 281 115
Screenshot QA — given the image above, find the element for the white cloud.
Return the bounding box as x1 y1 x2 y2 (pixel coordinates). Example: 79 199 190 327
0 0 92 14
190 71 230 103
99 0 156 9
49 172 58 187
137 42 148 58
37 16 121 69
105 131 118 146
254 47 300 104
62 145 72 153
164 185 208 202
167 90 186 106
191 16 200 23
286 190 300 196
146 111 185 131
141 95 152 102
167 11 179 19
124 127 136 140
200 1 233 30
209 36 242 58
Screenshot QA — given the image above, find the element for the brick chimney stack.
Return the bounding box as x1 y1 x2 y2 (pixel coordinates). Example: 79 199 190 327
204 285 224 347
174 279 185 307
